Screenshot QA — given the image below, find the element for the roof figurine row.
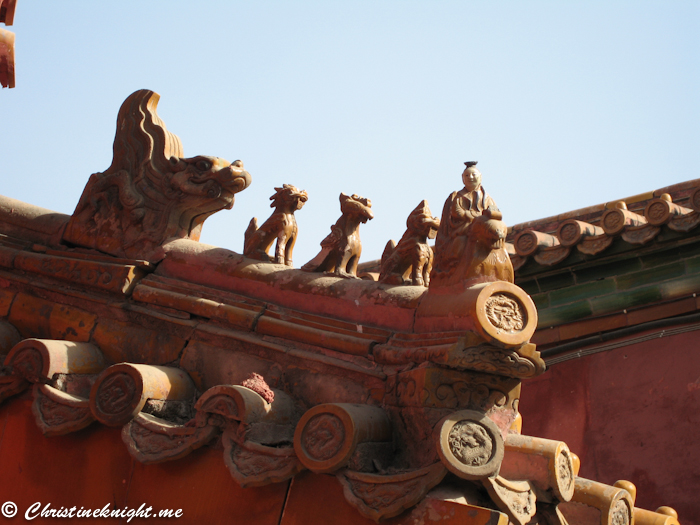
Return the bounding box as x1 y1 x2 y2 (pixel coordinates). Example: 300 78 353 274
60 89 513 292
243 161 515 289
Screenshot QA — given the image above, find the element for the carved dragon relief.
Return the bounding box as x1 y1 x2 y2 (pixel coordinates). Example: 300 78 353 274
63 89 251 262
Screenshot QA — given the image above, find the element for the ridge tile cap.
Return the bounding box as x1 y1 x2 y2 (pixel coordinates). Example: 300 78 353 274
510 178 700 233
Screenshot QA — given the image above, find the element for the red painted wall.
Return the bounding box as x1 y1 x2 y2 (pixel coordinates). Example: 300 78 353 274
520 326 700 524
0 395 502 525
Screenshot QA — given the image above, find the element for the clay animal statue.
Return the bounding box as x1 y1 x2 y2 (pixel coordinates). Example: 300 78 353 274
302 193 373 278
244 184 308 267
379 200 440 287
63 89 251 262
432 209 514 287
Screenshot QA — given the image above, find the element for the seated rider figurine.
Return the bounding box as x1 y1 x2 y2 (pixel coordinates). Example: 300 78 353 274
432 161 502 285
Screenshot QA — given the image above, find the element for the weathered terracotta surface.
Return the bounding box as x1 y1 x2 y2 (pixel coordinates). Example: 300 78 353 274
500 434 576 502
0 90 683 523
63 90 251 262
157 238 424 331
32 383 94 436
90 363 196 426
0 196 69 245
294 403 392 473
280 471 508 525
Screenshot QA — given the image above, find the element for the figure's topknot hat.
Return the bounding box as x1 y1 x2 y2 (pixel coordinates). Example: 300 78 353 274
464 161 478 168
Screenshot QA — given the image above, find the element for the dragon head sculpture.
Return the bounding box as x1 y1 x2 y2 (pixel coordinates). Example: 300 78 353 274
63 89 251 262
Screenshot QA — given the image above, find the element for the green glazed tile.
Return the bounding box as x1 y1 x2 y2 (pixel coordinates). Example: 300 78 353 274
549 279 616 307
531 293 549 309
659 273 700 300
537 301 593 328
590 286 663 315
616 262 685 291
537 272 575 293
574 257 641 284
684 255 700 275
679 241 700 259
518 279 540 295
640 248 681 268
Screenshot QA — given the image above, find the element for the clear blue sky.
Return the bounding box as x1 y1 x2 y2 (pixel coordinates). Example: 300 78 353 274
2 1 698 264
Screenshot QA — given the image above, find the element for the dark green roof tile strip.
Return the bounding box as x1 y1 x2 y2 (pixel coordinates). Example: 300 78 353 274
659 273 700 299
532 243 700 329
588 286 663 317
615 262 685 291
549 279 616 308
639 248 683 268
519 279 539 296
684 255 700 274
531 293 549 310
537 301 593 328
536 272 575 293
573 258 642 284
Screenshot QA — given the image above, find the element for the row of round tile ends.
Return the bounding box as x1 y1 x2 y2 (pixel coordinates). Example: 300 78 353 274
0 337 681 525
511 191 700 266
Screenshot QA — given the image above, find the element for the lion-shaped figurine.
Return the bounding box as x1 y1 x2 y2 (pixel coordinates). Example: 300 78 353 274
244 184 308 267
379 200 440 287
63 89 252 262
301 193 373 279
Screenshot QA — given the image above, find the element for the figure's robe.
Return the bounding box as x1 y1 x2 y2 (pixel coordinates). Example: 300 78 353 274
432 186 499 284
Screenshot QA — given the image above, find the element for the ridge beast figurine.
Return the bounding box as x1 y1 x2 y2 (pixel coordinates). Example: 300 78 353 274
62 89 251 262
244 184 308 267
379 200 440 287
301 192 373 278
431 161 514 287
